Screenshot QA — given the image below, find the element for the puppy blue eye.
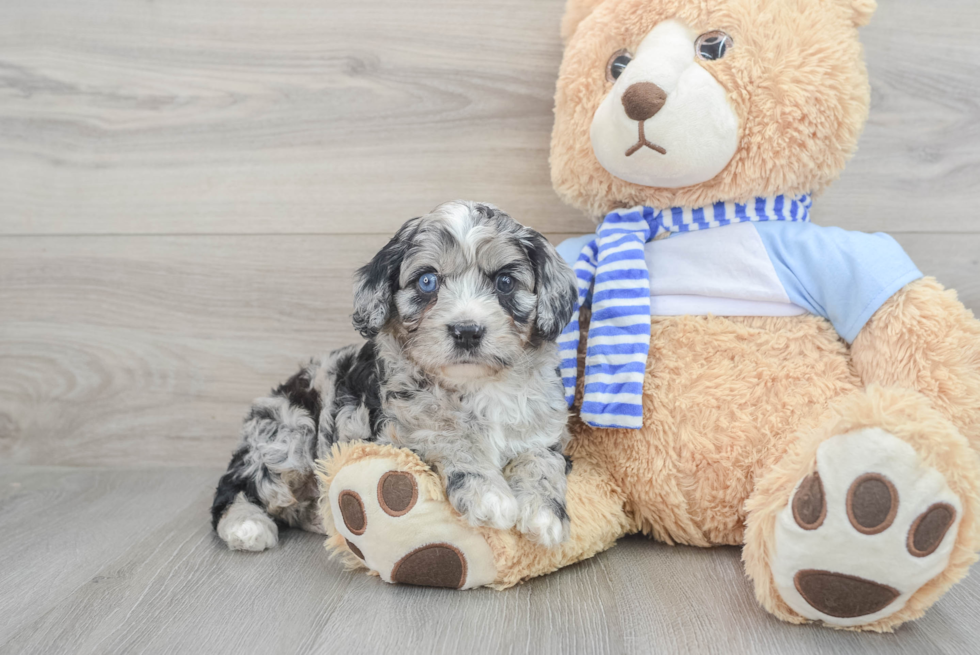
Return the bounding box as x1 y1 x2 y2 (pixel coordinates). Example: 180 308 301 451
417 273 438 294
495 274 515 294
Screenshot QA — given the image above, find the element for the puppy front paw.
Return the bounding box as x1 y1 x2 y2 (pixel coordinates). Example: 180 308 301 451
471 486 520 530
447 473 519 530
517 497 570 548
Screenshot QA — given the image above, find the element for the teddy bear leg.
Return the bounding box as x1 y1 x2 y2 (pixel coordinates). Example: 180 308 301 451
744 386 980 631
852 277 980 449
317 442 631 590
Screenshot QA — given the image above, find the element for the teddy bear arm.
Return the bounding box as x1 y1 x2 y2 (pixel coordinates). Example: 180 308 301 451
319 442 633 590
851 277 980 448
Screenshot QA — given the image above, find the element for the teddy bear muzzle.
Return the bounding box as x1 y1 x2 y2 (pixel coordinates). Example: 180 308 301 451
588 18 739 188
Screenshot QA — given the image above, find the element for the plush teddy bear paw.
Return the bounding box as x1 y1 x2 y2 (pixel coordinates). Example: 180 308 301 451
772 428 963 627
326 455 497 589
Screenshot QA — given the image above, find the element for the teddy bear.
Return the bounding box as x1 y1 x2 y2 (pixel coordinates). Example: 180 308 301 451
316 0 980 631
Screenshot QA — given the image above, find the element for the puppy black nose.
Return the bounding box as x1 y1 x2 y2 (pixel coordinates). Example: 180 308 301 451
622 82 667 121
449 322 485 350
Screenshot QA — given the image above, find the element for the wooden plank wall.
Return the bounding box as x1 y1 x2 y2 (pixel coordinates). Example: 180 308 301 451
2 0 979 467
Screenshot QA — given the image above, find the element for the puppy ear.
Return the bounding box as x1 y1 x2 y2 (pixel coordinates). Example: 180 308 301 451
522 230 578 341
352 218 419 339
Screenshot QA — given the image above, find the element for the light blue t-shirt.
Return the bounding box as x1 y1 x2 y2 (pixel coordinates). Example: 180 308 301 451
557 221 921 343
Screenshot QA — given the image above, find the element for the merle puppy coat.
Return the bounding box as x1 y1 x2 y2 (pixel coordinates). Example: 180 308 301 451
212 201 579 552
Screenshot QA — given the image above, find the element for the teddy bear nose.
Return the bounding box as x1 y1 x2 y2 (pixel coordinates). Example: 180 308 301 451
621 82 668 121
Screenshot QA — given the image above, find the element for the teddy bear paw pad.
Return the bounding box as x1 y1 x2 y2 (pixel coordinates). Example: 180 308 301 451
327 456 496 589
773 428 962 627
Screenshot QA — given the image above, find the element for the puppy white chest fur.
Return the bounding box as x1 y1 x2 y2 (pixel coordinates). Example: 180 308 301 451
380 336 568 471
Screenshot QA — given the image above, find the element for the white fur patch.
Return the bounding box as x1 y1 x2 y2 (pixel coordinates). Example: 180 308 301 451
518 505 567 549
217 493 280 552
466 484 519 530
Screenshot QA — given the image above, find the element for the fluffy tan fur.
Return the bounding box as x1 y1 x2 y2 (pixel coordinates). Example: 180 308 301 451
543 0 980 628
573 312 860 547
853 278 980 449
552 0 873 218
317 440 634 588
317 0 980 631
456 287 980 630
316 442 449 570
743 385 980 631
482 447 634 589
518 0 980 626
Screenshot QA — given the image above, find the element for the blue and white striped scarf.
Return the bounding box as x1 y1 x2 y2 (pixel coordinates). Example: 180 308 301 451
558 194 812 429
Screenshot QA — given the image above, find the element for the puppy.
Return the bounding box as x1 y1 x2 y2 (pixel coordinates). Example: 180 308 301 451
211 201 579 552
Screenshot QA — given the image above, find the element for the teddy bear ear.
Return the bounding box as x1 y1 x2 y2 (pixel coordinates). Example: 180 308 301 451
848 0 877 27
561 0 608 44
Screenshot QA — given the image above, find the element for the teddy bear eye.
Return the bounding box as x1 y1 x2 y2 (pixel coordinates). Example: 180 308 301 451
606 49 633 82
695 31 733 61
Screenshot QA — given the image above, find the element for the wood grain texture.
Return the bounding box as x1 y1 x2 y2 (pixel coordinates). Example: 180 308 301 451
0 234 371 466
0 0 591 236
1 0 980 651
1 465 979 655
0 466 219 645
0 0 978 235
1 233 977 467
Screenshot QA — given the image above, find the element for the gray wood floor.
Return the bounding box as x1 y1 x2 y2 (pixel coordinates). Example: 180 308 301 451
2 466 980 655
1 0 979 653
